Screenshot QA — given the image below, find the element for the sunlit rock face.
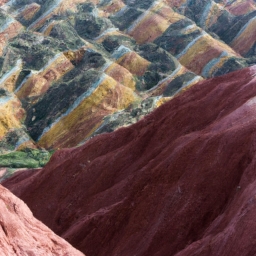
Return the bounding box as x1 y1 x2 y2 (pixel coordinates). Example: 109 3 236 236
0 185 84 255
0 0 254 155
3 65 256 256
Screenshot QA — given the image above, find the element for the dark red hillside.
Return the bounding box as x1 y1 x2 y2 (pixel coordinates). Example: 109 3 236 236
3 65 256 256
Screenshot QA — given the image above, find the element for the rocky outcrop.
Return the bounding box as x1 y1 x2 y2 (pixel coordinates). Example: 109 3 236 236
3 65 256 256
0 185 84 255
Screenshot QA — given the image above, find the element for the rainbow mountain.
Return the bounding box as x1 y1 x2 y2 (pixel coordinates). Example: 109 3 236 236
0 0 255 171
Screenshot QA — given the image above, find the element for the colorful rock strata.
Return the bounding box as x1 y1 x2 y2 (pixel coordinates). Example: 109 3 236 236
178 0 256 58
0 0 254 160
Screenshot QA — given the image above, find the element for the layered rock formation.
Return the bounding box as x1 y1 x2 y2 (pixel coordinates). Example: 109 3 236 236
162 0 256 59
0 0 255 162
0 185 84 255
3 65 256 256
225 0 256 15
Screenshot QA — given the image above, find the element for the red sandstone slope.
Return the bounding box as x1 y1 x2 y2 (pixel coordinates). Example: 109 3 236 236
0 185 84 255
3 65 256 256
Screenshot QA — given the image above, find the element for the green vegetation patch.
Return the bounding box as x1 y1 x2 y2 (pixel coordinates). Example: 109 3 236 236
0 149 53 168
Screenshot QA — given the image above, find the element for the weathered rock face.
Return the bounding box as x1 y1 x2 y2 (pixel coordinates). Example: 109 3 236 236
3 65 256 256
0 185 84 255
0 0 255 160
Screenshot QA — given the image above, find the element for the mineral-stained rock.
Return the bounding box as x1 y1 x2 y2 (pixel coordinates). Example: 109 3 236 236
16 3 41 21
0 89 25 139
0 128 35 154
88 96 172 139
21 41 199 149
104 62 136 90
168 0 256 58
0 0 8 7
116 50 150 76
16 53 74 101
0 59 22 92
230 14 256 56
226 0 256 15
0 11 23 56
37 76 138 149
108 0 250 76
0 185 84 255
3 65 256 256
